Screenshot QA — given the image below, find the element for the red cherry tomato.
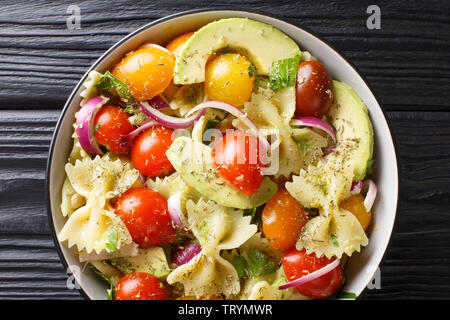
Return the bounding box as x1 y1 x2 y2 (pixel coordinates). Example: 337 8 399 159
262 189 309 251
214 130 266 196
295 60 333 117
282 249 343 299
131 126 174 177
93 105 134 154
114 187 176 246
115 272 166 300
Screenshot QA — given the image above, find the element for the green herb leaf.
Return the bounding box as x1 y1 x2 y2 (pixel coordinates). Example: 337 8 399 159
233 255 248 278
268 54 301 92
247 63 257 78
243 208 257 220
105 228 118 253
331 234 339 247
95 71 138 111
88 264 115 300
247 248 277 277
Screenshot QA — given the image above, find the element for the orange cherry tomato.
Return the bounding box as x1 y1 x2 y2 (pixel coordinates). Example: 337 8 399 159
93 105 134 154
115 272 166 300
282 249 343 299
131 126 174 177
214 130 266 196
112 46 175 101
166 31 195 55
205 53 254 106
115 187 176 246
296 60 333 117
262 189 309 251
340 193 372 231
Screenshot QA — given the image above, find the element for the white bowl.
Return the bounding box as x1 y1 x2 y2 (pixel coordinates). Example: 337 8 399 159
46 9 398 300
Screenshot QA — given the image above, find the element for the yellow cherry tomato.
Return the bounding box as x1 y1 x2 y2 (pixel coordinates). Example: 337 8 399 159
166 31 195 55
112 46 175 101
205 53 255 106
340 193 372 231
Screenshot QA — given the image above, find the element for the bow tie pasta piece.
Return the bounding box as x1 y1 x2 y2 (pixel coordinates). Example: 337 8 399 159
146 172 200 201
61 178 85 217
65 155 140 199
170 83 205 116
60 155 140 256
286 152 368 259
58 197 135 255
80 70 102 106
167 198 257 298
233 89 302 178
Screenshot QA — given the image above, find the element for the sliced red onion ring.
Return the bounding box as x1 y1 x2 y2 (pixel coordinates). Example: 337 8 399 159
140 101 206 129
291 117 337 144
172 241 202 266
279 258 340 290
139 173 147 185
75 96 109 156
363 179 377 212
185 100 270 151
119 120 159 145
147 94 170 110
350 181 363 195
167 193 188 229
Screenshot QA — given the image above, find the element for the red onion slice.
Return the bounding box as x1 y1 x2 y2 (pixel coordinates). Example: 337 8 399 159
291 117 337 144
172 241 201 266
323 145 336 156
279 258 340 290
75 96 109 156
350 181 363 195
363 179 377 212
147 94 171 110
185 100 271 151
140 101 206 129
119 120 159 145
167 193 188 229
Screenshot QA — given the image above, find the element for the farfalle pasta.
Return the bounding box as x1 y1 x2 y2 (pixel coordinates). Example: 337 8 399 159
58 17 377 300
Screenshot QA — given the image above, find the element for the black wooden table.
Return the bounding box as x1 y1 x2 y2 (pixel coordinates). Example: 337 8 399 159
0 0 449 300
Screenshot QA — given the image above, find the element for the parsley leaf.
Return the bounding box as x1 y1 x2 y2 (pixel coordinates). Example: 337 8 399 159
232 249 277 278
105 228 118 253
247 63 257 78
233 255 248 278
268 54 301 92
88 264 115 300
243 208 257 220
331 234 339 247
95 71 138 111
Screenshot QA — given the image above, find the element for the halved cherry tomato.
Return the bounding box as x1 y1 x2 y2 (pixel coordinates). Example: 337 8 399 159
112 46 175 101
340 193 372 231
114 187 176 246
115 272 166 300
166 31 195 55
205 53 255 106
282 249 343 299
93 105 134 154
296 60 333 117
131 126 174 177
262 189 309 251
214 130 266 196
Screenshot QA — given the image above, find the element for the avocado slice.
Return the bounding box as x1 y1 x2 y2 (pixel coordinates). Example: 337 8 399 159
174 18 301 84
109 247 170 279
166 137 278 209
328 81 374 181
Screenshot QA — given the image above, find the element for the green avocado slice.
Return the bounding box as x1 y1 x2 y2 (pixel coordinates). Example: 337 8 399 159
174 18 301 84
166 137 278 209
328 81 374 181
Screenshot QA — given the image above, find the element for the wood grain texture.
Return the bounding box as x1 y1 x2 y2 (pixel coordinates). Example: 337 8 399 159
0 0 449 299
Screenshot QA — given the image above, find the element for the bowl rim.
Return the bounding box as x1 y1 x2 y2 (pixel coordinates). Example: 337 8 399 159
46 8 399 300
